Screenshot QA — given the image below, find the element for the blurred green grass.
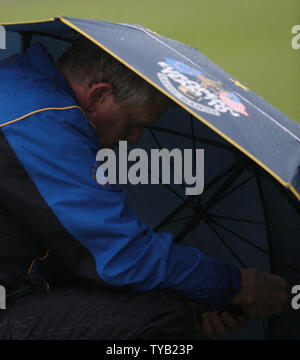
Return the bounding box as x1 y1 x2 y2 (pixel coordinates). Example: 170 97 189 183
1 0 300 123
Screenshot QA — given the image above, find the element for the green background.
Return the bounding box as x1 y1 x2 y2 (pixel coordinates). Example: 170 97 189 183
1 0 300 123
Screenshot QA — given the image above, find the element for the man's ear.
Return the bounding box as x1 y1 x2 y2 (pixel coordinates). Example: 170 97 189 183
86 83 113 113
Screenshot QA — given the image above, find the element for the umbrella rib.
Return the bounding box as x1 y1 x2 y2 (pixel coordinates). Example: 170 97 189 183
144 162 197 211
117 23 204 71
118 138 189 205
204 159 248 192
163 215 191 225
209 218 269 254
149 129 186 190
204 220 247 268
255 169 286 340
200 159 248 210
262 168 300 216
154 159 247 232
209 213 300 231
154 200 192 231
149 125 236 151
237 92 300 143
255 170 275 273
252 167 300 286
143 130 194 210
147 169 194 210
174 160 248 243
216 174 256 203
125 136 195 211
208 218 300 274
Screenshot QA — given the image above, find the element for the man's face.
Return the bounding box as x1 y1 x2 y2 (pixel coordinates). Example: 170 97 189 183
90 94 167 148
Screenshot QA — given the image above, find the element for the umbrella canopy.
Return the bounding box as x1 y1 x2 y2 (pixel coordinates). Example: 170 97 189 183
1 16 299 340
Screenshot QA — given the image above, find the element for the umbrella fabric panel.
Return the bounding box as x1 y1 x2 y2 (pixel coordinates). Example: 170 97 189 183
61 17 300 193
155 30 300 139
259 174 300 339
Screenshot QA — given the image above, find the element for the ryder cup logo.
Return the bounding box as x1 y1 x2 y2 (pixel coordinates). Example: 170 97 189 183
0 26 6 50
157 58 249 118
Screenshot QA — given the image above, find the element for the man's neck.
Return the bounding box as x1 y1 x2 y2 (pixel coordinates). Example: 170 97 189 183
57 66 87 111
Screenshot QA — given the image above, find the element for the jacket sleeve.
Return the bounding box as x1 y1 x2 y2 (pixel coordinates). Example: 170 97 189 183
1 107 241 306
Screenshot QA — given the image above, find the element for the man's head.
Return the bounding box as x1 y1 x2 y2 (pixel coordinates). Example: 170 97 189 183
57 38 170 148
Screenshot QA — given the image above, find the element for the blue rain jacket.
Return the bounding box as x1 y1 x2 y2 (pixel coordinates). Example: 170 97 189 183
0 43 241 306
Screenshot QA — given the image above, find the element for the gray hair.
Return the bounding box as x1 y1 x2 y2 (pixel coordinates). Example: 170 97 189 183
57 38 170 106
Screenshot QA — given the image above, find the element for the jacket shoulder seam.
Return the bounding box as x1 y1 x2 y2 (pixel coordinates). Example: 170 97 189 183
0 106 84 128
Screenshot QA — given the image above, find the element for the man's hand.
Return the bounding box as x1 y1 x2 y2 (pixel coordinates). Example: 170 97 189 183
199 311 249 338
190 303 249 338
230 268 287 320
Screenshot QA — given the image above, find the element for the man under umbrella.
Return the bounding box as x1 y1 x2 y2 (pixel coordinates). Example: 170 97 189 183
0 38 287 339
